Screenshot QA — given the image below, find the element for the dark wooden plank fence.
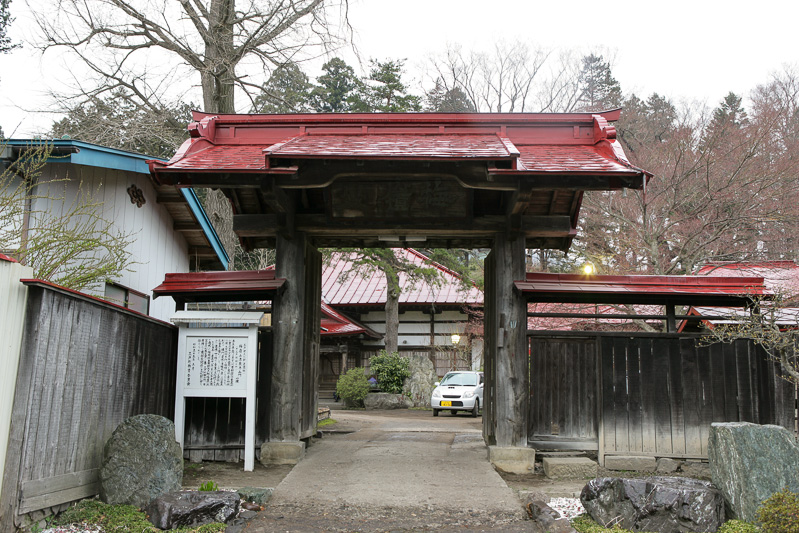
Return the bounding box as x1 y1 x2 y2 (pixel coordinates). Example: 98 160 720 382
529 332 797 463
0 284 178 530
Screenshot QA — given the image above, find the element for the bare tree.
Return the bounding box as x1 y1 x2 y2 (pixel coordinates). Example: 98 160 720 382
702 296 799 386
30 0 350 115
426 41 552 113
1 142 136 290
577 82 799 275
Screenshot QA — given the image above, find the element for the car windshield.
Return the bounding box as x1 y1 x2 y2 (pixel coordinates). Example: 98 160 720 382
440 373 478 386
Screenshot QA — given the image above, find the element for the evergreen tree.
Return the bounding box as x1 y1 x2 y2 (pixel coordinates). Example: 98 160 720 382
252 62 313 113
577 54 622 111
0 0 18 53
360 59 421 112
425 80 476 112
311 57 364 113
50 91 193 159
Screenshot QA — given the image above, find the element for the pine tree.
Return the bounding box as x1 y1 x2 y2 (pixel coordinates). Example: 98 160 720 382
252 62 313 113
311 57 364 113
577 54 622 111
360 59 421 112
0 0 18 53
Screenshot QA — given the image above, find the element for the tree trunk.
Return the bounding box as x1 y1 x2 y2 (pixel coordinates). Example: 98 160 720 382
384 286 399 354
202 0 236 114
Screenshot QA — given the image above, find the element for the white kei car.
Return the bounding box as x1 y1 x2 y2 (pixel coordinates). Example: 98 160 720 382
431 371 484 417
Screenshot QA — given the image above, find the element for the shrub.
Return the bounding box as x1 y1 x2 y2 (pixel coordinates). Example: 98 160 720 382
336 367 370 407
757 488 799 533
369 350 410 394
718 520 761 533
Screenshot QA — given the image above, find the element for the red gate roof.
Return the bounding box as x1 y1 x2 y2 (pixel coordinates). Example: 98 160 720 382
152 270 285 304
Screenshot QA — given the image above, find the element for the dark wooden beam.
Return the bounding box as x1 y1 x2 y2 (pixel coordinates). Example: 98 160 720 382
234 214 572 238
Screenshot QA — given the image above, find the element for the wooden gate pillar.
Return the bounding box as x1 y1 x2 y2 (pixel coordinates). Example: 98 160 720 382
483 232 528 450
267 232 321 456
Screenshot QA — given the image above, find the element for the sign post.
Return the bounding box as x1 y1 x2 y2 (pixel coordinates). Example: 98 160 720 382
172 311 263 471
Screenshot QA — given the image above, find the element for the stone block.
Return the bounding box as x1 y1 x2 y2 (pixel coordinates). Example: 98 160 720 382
680 461 711 479
364 392 413 410
603 455 657 472
543 457 597 480
708 422 799 522
146 490 239 529
655 457 680 473
238 486 274 505
260 441 306 465
488 446 536 474
581 476 724 532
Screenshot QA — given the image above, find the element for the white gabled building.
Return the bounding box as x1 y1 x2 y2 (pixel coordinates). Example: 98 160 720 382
2 139 228 321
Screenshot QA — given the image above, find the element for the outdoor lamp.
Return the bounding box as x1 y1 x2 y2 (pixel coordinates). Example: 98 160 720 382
582 263 595 275
451 333 461 345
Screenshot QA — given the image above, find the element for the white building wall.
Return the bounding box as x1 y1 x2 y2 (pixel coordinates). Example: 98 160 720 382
0 259 33 497
359 308 471 348
29 163 188 322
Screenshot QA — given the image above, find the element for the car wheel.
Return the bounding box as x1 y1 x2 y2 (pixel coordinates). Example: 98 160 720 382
449 409 457 416
433 409 439 417
471 399 479 417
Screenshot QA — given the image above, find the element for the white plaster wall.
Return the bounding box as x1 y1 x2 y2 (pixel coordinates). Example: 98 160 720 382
0 259 33 496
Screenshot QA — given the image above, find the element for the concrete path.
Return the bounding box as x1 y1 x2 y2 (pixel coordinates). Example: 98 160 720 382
246 409 530 531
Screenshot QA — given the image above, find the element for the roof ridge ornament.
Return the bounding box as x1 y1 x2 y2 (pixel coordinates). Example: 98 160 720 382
592 115 617 143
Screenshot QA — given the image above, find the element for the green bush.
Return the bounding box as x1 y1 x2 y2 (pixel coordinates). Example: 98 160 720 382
199 480 218 491
336 367 370 407
369 350 410 394
757 488 799 533
718 520 761 532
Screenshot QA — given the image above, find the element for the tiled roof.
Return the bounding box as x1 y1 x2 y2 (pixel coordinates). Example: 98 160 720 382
167 144 267 171
320 303 380 337
266 134 516 160
322 249 483 306
516 143 637 174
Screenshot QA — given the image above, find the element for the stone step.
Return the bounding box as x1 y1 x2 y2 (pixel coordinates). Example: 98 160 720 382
543 457 598 480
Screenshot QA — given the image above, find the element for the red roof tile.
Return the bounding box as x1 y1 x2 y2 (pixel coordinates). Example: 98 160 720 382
696 261 799 297
0 253 18 263
167 145 267 171
515 143 638 174
266 134 516 160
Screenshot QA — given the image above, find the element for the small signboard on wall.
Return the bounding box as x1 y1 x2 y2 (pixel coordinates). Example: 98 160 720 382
172 311 263 471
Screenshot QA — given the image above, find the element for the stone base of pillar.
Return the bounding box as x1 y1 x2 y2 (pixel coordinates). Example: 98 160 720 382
488 446 536 475
260 441 306 465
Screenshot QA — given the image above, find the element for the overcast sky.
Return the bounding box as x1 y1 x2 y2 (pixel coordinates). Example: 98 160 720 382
3 0 798 137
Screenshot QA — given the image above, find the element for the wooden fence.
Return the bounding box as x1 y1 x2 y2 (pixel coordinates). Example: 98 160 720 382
529 333 798 464
0 283 178 530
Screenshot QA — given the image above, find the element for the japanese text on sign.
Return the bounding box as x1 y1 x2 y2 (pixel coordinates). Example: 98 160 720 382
185 336 248 391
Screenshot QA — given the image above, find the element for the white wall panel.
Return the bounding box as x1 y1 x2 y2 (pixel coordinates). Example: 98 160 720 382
0 259 33 497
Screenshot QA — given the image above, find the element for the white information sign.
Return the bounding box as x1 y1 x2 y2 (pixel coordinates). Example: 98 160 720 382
172 312 263 471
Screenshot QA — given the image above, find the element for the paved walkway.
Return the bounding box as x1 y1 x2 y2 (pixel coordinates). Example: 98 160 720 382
245 409 531 531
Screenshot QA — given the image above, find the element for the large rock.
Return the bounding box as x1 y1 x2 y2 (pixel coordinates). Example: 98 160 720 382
708 422 799 522
364 392 413 409
145 490 239 529
99 414 183 508
402 354 437 407
580 476 725 532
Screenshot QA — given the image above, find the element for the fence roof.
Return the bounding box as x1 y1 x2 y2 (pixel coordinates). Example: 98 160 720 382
515 272 768 306
152 270 285 303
